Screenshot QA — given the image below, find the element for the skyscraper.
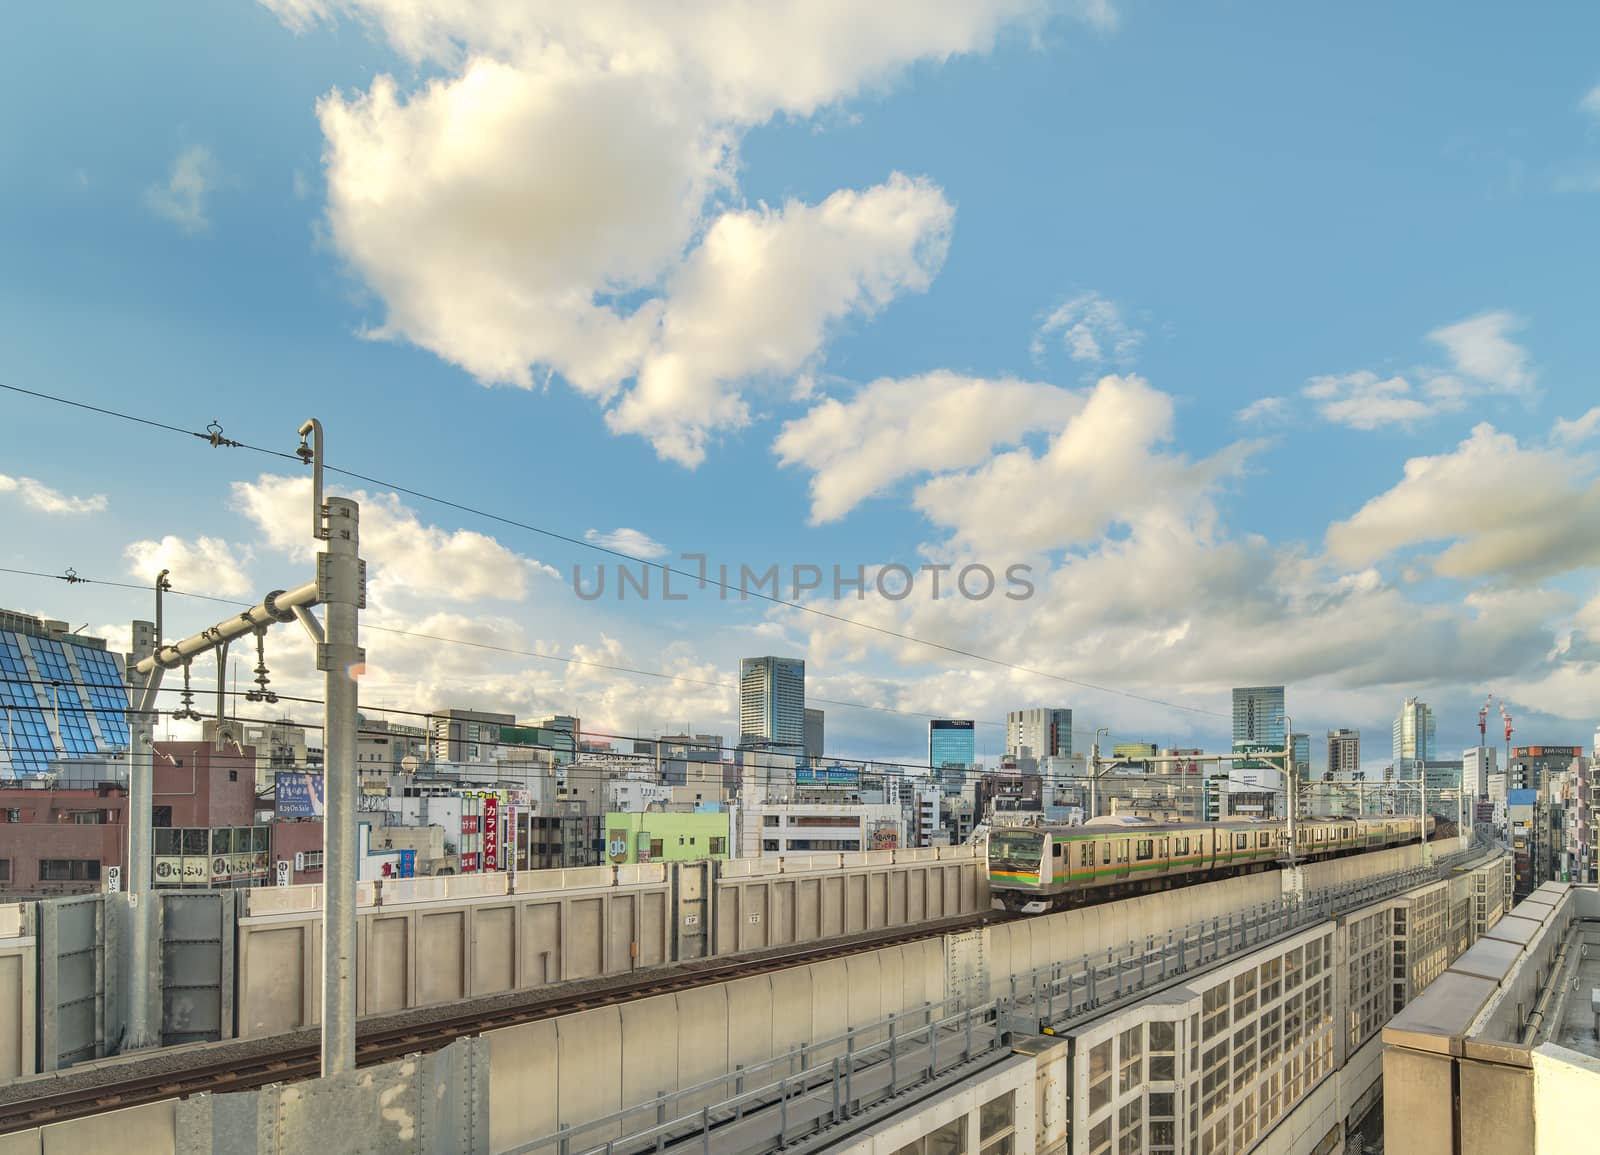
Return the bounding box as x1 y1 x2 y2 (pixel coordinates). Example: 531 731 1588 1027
803 708 824 761
1392 697 1435 781
1464 746 1497 799
738 657 805 752
1232 686 1286 747
1005 708 1073 760
1292 733 1310 781
1327 729 1361 779
929 719 976 768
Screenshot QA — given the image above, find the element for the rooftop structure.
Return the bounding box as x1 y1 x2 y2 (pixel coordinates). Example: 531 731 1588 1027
0 609 130 779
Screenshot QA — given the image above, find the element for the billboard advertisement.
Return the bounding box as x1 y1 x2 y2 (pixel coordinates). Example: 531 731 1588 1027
483 794 500 870
276 772 326 818
797 764 861 788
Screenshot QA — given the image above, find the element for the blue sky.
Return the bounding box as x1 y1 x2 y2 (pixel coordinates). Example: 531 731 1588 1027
2 1 1598 770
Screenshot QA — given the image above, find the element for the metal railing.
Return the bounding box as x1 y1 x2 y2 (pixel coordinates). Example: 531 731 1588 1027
504 839 1499 1155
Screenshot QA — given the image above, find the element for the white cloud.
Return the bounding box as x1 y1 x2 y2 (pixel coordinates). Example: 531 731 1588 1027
0 474 107 515
584 527 670 559
605 175 954 465
1425 310 1533 393
774 371 1080 523
1581 83 1600 119
1235 396 1288 424
267 1 1040 463
1301 372 1451 430
1305 310 1534 432
1031 292 1142 364
230 474 551 603
1552 407 1600 446
124 535 253 598
911 375 1258 557
145 145 216 234
1325 422 1600 581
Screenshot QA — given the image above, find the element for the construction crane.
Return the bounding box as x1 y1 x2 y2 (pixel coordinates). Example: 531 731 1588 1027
1500 701 1514 766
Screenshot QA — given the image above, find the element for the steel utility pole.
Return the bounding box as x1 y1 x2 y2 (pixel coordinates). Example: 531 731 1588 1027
128 418 363 1076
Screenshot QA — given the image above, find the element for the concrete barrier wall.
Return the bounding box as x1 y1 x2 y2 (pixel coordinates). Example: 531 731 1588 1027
0 903 35 1081
485 936 950 1153
237 852 983 1037
0 1099 176 1155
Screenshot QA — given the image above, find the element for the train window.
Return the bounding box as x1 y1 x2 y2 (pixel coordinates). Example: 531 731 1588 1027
1080 842 1094 867
1258 832 1271 848
1102 841 1112 865
1053 843 1063 858
1235 834 1248 851
1135 839 1154 861
1175 837 1188 856
1116 840 1129 863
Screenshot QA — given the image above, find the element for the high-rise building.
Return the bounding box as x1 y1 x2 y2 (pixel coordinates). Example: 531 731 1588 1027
929 719 976 768
1232 686 1286 746
1005 708 1072 760
1291 732 1310 780
1392 697 1435 781
0 608 131 780
1327 729 1361 779
1507 745 1582 794
803 708 824 762
738 657 806 753
1464 746 1498 799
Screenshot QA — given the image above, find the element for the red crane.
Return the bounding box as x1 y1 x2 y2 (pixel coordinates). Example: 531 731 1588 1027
1500 702 1514 766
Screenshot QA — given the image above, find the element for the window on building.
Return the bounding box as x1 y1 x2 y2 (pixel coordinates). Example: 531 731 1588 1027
762 839 780 852
650 840 664 859
69 811 103 824
1119 1025 1143 1092
709 838 726 856
1088 1038 1113 1112
979 1091 1014 1155
0 859 10 882
763 815 780 827
301 850 324 870
152 806 172 828
39 859 101 881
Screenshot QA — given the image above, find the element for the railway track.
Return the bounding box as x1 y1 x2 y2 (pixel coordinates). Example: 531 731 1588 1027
0 909 1020 1135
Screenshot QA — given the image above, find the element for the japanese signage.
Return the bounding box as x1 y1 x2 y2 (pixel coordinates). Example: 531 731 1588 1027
276 772 326 818
483 794 500 870
461 852 479 872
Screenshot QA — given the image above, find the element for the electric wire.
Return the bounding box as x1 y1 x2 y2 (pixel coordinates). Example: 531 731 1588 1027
0 381 1227 719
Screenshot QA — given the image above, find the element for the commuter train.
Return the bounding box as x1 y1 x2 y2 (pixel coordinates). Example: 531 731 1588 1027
987 813 1434 913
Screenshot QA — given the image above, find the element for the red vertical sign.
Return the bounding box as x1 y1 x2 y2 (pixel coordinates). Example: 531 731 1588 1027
483 794 500 871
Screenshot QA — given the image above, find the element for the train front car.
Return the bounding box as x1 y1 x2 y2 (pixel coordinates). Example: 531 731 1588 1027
987 826 1052 913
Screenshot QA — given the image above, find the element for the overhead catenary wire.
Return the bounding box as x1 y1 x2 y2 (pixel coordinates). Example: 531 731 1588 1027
0 672 1294 796
0 382 1227 720
0 563 1134 741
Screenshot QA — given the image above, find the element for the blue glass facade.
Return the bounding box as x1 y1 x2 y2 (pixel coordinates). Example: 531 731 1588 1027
0 624 130 779
929 719 976 768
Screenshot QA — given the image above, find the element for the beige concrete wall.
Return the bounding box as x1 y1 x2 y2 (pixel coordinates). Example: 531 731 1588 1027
1532 1043 1600 1155
0 930 36 1081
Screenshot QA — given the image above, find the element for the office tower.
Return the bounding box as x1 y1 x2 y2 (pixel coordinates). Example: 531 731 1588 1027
1006 708 1072 760
738 657 805 752
1392 698 1435 781
1232 686 1286 746
1464 746 1497 799
803 708 824 762
1292 733 1310 781
929 719 976 768
1327 729 1361 779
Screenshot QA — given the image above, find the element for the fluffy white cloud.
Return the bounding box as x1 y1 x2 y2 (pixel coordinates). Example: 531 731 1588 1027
267 0 1040 463
1581 83 1600 119
124 535 253 598
1305 310 1534 431
145 145 215 234
230 474 550 603
1302 371 1455 430
1031 292 1142 364
584 527 670 559
912 375 1258 557
774 371 1080 523
1426 310 1534 394
605 175 954 465
1235 396 1288 424
1325 422 1600 580
1553 407 1600 446
0 474 107 515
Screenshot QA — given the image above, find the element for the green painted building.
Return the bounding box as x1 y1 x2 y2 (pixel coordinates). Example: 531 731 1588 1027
604 811 731 865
